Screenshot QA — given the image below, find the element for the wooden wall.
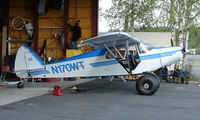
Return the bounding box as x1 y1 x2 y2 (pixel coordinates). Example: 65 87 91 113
8 0 96 61
8 0 34 55
68 0 93 52
38 8 64 60
68 0 92 40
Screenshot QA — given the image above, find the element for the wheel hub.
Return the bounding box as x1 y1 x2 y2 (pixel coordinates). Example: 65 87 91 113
143 83 150 89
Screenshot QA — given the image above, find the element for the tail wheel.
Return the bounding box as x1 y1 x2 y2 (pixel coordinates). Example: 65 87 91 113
136 75 159 95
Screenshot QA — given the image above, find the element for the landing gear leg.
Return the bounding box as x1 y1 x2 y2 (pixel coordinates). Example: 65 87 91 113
120 76 126 82
110 76 126 82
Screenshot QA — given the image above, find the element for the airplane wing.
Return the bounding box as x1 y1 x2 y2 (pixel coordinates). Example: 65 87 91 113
81 32 141 49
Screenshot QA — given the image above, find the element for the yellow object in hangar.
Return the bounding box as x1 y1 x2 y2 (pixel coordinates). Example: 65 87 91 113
66 49 83 58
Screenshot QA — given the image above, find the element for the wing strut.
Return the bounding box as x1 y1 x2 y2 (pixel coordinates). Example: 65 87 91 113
113 45 124 59
104 44 116 58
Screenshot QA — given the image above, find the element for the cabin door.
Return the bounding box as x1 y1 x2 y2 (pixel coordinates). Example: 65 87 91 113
105 44 141 74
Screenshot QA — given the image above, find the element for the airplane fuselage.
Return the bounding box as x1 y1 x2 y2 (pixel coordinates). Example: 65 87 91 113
26 47 183 78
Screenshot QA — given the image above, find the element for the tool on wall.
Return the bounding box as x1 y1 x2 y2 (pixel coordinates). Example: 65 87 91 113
58 32 64 48
67 20 82 49
12 16 34 43
39 40 54 64
24 22 34 40
12 16 25 30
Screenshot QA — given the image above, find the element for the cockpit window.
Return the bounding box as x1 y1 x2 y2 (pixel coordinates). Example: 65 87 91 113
138 41 153 53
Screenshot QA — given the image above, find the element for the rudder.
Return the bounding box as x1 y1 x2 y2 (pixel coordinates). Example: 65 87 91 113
15 44 45 78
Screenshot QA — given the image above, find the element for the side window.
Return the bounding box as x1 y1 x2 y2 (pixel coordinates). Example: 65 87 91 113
129 45 137 56
106 50 122 59
105 45 138 59
106 51 115 59
138 42 152 54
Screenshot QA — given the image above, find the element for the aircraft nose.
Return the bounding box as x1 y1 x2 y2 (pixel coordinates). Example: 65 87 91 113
181 47 193 54
183 48 196 54
185 48 190 53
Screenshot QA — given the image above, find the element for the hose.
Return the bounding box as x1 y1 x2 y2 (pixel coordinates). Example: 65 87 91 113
12 16 25 30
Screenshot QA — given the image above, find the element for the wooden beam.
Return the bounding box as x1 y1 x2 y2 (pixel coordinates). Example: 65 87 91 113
34 0 39 52
1 26 7 70
64 0 69 57
92 0 98 37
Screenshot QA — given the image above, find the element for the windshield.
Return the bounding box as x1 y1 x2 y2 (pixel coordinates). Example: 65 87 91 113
138 41 153 53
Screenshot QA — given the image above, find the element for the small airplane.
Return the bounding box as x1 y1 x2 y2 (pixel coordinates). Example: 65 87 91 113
14 32 186 95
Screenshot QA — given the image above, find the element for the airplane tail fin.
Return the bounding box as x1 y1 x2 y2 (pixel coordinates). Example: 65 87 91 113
15 44 45 78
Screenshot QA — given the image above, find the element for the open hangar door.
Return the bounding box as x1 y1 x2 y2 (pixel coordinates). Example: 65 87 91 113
0 0 98 83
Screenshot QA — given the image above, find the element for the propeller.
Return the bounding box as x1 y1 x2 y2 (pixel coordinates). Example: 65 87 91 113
170 38 196 56
181 46 196 55
170 38 174 47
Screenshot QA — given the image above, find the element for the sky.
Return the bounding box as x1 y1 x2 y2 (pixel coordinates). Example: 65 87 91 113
98 0 112 32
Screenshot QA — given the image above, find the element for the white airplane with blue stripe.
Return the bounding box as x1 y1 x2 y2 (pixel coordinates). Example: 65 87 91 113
15 32 187 95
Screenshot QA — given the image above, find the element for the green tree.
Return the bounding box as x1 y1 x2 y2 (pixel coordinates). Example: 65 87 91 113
158 0 200 68
188 26 200 49
158 0 200 48
103 0 158 32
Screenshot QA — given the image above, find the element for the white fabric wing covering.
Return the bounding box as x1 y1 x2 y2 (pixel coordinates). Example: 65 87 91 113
81 32 140 49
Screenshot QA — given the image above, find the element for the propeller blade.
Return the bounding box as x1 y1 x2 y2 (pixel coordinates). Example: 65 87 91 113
170 39 174 47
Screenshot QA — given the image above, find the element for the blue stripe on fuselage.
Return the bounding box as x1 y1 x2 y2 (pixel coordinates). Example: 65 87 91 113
140 50 181 60
90 50 181 68
151 47 171 49
29 70 50 76
49 49 107 65
90 60 118 67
